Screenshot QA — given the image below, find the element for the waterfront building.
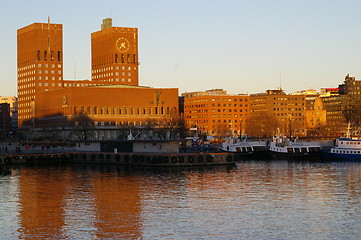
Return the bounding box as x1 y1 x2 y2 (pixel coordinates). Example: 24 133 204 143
0 103 11 137
0 96 18 133
320 74 361 136
17 19 63 129
249 89 306 137
182 89 250 137
304 96 327 134
17 19 178 140
292 90 327 136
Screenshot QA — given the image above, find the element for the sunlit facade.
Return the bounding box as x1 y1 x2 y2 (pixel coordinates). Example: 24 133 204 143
17 19 178 140
182 89 250 137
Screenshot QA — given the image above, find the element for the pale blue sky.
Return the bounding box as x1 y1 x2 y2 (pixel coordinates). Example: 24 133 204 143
1 0 361 97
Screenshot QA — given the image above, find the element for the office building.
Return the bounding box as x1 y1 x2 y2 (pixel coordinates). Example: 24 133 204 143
182 89 250 137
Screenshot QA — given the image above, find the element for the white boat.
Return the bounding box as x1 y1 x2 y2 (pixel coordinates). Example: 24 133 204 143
323 138 361 161
220 137 267 157
323 123 361 161
268 135 322 159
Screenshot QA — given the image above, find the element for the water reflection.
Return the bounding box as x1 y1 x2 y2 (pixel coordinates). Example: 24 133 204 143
1 161 361 239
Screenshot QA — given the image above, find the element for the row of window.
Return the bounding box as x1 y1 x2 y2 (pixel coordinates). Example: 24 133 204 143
340 141 361 145
332 150 361 154
210 98 248 102
273 102 304 106
273 108 304 111
37 83 62 87
93 54 137 66
18 71 35 77
37 63 61 68
37 50 61 61
93 72 131 78
18 64 36 72
18 83 35 89
87 106 171 115
18 63 62 72
37 76 62 80
59 106 177 116
93 66 135 73
185 104 249 108
18 93 35 99
94 77 132 83
186 114 247 119
186 109 248 114
36 70 61 74
273 97 304 101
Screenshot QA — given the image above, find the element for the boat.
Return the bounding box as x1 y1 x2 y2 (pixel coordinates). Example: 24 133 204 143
323 123 361 161
323 138 361 161
267 135 322 160
220 137 268 158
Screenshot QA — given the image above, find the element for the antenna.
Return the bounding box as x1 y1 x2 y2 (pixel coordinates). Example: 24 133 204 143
279 72 282 90
47 16 51 53
74 61 76 80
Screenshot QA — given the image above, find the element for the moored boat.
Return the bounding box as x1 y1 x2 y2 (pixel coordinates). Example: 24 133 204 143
323 138 361 161
268 135 322 160
220 137 268 158
323 123 361 161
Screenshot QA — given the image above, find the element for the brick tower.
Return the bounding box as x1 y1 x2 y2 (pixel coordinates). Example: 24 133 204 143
91 18 139 86
17 18 63 128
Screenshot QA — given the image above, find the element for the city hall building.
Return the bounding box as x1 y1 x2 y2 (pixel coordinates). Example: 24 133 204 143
17 18 178 140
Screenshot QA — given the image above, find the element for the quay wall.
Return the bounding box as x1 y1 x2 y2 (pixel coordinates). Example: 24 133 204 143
0 152 235 167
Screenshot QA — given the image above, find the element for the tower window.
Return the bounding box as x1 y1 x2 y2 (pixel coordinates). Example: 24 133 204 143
44 51 47 61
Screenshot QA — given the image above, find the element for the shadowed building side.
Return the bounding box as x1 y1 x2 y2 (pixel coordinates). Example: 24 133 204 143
32 85 178 140
17 20 63 129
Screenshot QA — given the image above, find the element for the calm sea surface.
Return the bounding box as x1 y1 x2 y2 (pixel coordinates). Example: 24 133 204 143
1 161 361 239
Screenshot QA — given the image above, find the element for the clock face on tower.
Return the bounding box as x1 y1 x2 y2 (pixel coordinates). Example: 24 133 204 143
116 37 130 52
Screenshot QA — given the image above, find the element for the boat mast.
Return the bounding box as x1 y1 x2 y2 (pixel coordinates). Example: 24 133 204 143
346 122 351 139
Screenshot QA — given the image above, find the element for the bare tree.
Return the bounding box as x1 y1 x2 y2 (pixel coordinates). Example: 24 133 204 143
146 113 186 140
71 111 94 141
246 112 280 137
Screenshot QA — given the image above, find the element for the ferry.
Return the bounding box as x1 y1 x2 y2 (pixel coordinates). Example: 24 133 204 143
323 123 361 161
323 138 361 161
220 137 268 158
267 135 322 159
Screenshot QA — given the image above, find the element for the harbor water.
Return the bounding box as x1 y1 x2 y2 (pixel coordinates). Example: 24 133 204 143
1 160 361 239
